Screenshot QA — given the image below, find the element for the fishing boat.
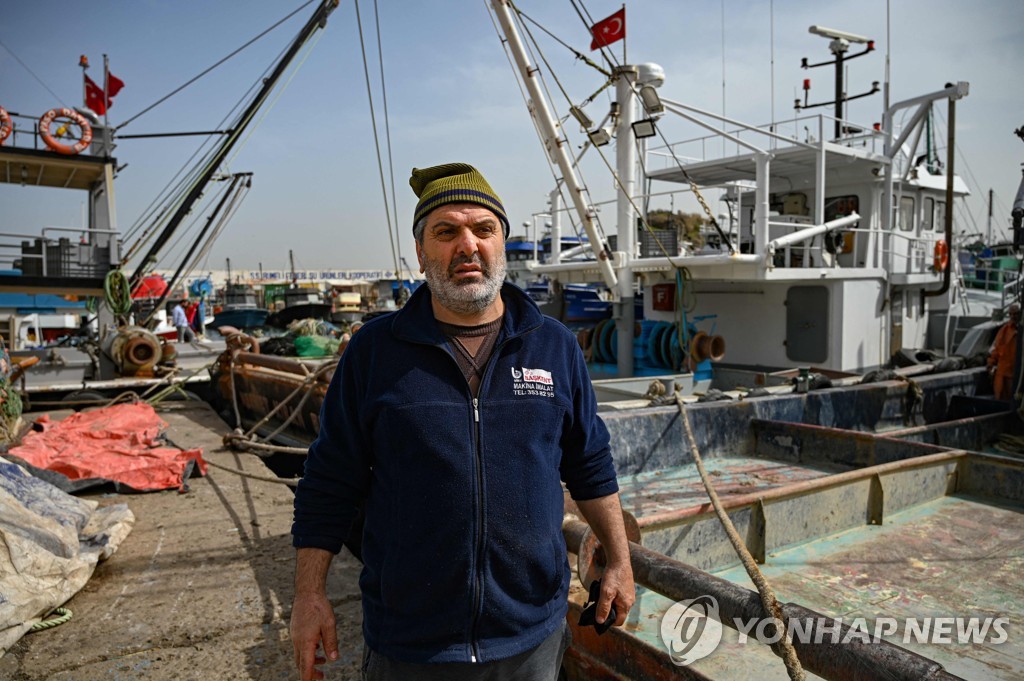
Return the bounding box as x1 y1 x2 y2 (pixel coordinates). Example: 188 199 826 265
0 1 342 411
208 259 269 331
264 251 333 329
494 6 1006 381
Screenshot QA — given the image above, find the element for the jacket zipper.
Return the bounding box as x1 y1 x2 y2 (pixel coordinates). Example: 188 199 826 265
466 334 516 663
433 330 534 663
470 396 482 663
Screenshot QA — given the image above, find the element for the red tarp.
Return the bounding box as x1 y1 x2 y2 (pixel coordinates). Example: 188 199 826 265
9 403 206 492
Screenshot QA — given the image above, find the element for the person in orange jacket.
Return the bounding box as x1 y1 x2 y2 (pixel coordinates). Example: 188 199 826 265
988 303 1021 401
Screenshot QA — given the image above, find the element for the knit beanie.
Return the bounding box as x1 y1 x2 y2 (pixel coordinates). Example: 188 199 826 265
410 163 509 238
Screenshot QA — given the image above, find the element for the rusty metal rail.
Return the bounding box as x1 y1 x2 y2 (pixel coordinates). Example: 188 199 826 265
563 518 965 681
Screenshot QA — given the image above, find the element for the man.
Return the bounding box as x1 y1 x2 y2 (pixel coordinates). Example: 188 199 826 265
171 299 194 343
195 294 207 338
988 302 1020 401
291 163 634 681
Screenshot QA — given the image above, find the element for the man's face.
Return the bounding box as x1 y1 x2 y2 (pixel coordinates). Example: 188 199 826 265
416 203 506 316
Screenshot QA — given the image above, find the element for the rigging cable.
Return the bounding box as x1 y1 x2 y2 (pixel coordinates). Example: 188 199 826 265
373 0 405 281
513 6 610 77
354 0 402 282
186 182 252 274
0 38 68 107
227 29 323 167
116 0 317 131
516 6 677 267
122 41 287 249
128 24 319 277
121 37 291 242
562 0 736 254
510 6 609 251
487 6 588 246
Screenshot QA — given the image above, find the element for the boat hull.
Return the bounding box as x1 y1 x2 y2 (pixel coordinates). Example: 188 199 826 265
209 308 269 330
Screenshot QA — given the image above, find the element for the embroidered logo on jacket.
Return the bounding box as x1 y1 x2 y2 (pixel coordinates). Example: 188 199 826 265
512 366 555 397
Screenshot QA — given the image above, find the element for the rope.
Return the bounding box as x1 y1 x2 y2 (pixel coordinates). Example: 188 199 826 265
104 269 133 317
29 607 73 632
222 351 334 455
674 394 806 680
222 434 309 456
204 458 299 487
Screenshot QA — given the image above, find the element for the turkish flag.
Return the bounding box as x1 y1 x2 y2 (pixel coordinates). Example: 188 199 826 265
590 8 625 50
84 73 125 115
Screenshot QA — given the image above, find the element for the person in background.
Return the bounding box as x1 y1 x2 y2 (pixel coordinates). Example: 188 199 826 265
172 299 194 343
194 294 207 338
290 163 634 681
988 302 1021 401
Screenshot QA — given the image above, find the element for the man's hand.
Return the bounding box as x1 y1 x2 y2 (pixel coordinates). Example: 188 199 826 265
594 558 635 627
292 548 339 681
575 494 636 627
291 591 339 681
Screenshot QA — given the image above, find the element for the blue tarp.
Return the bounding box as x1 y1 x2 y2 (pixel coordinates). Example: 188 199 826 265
0 294 88 314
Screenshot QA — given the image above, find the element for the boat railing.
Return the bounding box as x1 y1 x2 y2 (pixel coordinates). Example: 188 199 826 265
968 256 1021 293
0 110 108 157
646 111 884 171
878 230 944 276
0 226 120 277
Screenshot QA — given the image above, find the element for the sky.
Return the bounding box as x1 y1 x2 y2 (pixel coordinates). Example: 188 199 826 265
1 0 1022 277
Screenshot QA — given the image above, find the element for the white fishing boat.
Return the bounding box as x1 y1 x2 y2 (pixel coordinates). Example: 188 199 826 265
490 2 1020 390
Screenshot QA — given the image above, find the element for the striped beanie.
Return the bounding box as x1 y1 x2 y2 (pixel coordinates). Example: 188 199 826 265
410 163 509 238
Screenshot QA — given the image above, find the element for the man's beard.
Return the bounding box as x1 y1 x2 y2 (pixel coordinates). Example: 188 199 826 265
423 249 506 316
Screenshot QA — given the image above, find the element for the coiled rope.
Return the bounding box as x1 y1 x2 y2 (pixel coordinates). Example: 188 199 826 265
30 607 72 632
674 394 806 680
104 269 133 319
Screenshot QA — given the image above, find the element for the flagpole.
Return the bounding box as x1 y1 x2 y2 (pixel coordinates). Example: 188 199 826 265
79 55 89 110
621 3 626 65
103 54 110 129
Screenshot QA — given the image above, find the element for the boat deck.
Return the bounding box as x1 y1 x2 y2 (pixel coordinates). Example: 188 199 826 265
617 456 844 521
591 493 1023 680
714 494 1024 679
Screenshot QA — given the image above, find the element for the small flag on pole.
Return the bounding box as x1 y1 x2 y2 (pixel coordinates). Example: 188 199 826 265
84 73 124 115
590 8 625 51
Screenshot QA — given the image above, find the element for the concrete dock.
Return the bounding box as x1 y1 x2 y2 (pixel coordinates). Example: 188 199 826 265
0 401 364 681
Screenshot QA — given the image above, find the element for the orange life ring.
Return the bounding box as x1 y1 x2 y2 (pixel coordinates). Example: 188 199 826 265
933 240 949 272
0 106 12 145
38 108 92 155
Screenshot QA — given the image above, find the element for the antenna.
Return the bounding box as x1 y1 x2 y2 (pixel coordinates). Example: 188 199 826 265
797 25 878 139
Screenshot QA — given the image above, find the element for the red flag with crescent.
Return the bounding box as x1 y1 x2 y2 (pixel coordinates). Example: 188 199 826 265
590 8 625 50
84 73 125 116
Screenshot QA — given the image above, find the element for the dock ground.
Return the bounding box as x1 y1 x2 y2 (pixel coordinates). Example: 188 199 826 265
0 401 364 681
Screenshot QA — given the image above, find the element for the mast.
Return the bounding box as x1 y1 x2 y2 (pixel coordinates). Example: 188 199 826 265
490 0 618 292
289 249 296 287
987 188 994 244
128 0 340 288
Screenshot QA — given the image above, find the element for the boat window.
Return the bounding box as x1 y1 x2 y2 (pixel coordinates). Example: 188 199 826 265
898 196 915 232
923 197 935 232
824 195 859 228
934 200 946 232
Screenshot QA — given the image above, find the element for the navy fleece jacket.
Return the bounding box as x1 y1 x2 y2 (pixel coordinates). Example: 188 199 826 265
292 283 617 664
